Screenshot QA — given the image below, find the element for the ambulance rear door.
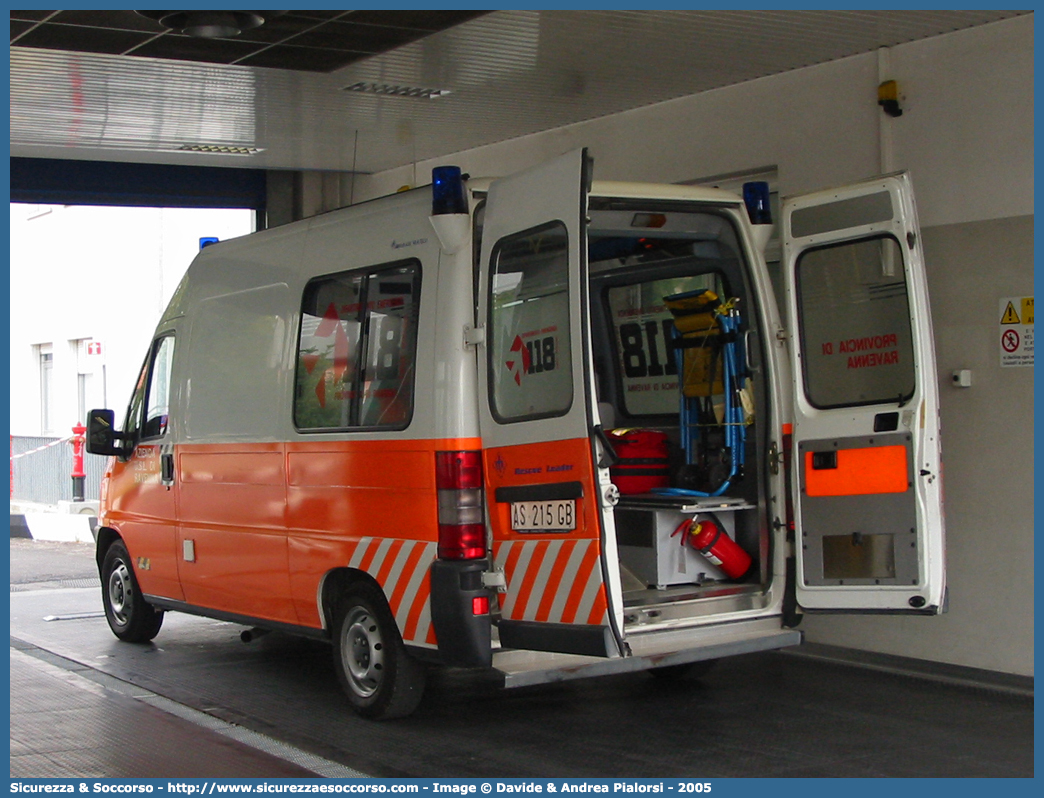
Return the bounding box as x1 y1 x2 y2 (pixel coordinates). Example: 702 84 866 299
476 149 625 658
783 173 945 613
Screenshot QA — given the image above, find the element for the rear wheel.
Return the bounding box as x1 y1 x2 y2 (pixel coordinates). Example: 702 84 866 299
332 582 426 720
101 540 164 642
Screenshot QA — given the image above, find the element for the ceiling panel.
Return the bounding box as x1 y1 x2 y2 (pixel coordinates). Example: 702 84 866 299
9 9 1027 175
15 24 152 55
9 10 488 72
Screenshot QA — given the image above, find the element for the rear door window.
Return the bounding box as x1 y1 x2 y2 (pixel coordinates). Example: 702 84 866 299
795 236 915 408
488 222 573 422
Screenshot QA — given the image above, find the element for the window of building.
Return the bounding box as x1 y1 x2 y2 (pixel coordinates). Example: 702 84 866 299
73 337 102 426
38 346 54 434
77 373 88 427
295 260 420 431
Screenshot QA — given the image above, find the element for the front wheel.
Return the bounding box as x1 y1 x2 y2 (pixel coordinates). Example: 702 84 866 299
332 582 426 720
101 540 164 642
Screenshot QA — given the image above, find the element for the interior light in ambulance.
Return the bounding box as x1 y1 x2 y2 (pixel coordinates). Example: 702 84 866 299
631 213 667 228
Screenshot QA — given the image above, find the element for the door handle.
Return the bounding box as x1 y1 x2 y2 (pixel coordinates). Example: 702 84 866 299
743 329 760 373
161 453 175 485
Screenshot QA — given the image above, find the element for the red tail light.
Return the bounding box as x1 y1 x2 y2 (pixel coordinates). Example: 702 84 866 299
435 451 486 559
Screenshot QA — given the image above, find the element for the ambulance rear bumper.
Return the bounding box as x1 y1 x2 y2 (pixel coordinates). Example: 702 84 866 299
492 617 801 688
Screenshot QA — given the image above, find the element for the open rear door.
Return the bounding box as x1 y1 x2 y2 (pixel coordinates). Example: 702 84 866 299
783 173 945 613
477 149 625 657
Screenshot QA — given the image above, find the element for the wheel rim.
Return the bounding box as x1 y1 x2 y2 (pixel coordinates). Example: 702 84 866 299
341 605 384 698
108 560 132 627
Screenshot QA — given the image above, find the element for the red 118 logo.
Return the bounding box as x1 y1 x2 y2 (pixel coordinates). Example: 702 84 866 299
505 335 556 385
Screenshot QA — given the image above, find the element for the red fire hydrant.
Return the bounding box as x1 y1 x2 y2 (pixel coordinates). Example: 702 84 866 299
71 422 87 502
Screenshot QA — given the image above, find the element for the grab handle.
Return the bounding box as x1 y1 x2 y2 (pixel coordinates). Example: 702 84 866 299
591 424 619 469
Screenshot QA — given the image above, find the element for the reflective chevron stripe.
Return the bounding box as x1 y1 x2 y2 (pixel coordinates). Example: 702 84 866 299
348 537 438 647
493 538 608 626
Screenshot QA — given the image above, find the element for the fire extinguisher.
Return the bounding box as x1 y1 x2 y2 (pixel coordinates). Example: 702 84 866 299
672 515 752 579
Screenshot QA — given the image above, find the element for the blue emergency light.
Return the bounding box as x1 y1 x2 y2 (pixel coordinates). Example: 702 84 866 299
742 181 772 226
199 237 219 249
431 166 468 215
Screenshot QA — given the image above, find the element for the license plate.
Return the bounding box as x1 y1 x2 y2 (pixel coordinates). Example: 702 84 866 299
511 500 576 532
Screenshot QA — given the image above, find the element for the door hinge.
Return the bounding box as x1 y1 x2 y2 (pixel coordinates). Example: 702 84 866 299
482 568 507 592
775 328 788 343
768 441 781 475
464 324 486 347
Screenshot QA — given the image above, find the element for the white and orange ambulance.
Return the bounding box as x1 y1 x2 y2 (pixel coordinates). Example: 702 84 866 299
87 149 945 719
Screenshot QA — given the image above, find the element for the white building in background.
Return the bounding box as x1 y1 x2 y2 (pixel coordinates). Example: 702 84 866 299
9 204 254 438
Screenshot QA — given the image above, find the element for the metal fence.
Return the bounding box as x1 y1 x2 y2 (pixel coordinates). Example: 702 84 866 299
10 436 107 504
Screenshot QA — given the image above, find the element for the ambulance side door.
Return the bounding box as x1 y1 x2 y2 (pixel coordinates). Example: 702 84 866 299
783 173 945 613
476 149 625 658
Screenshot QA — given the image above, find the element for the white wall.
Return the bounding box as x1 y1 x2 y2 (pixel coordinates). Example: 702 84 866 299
9 205 254 438
892 17 1033 226
357 16 1034 675
357 16 1033 228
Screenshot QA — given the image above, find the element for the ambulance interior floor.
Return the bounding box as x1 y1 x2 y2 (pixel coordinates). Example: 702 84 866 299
10 541 1033 779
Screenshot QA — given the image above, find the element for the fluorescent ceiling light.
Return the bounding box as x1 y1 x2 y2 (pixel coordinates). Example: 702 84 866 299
342 81 451 99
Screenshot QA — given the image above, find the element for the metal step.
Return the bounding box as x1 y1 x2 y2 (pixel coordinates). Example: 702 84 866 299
492 617 801 688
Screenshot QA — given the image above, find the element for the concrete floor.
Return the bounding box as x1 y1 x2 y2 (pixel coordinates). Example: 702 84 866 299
8 539 1034 778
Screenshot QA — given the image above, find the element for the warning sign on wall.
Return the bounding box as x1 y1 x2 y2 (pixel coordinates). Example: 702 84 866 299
999 296 1033 367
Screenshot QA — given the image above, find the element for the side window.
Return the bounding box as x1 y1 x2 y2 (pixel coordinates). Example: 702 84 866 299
796 236 915 408
123 335 175 445
488 222 572 422
142 336 175 439
359 267 420 427
122 356 149 445
295 260 420 431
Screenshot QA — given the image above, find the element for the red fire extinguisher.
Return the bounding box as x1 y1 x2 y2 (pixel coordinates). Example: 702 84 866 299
672 516 752 579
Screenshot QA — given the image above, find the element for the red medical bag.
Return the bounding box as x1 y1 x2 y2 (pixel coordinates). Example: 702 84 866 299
607 428 670 494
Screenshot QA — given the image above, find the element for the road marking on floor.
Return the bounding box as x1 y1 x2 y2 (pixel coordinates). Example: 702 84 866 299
10 643 369 779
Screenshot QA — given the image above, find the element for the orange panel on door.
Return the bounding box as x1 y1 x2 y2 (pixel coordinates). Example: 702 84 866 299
804 444 908 497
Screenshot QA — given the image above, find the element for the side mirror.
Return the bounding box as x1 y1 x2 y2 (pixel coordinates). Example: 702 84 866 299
86 409 125 457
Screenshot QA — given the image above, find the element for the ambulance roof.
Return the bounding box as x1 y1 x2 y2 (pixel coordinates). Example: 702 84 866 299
466 177 743 206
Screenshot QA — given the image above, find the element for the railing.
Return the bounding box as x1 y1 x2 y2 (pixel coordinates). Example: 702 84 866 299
10 435 106 505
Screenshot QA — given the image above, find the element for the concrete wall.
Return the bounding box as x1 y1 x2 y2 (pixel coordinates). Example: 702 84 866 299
354 16 1033 675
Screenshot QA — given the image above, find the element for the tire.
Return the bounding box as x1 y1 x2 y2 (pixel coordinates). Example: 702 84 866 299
332 582 426 720
649 658 719 681
100 540 164 642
